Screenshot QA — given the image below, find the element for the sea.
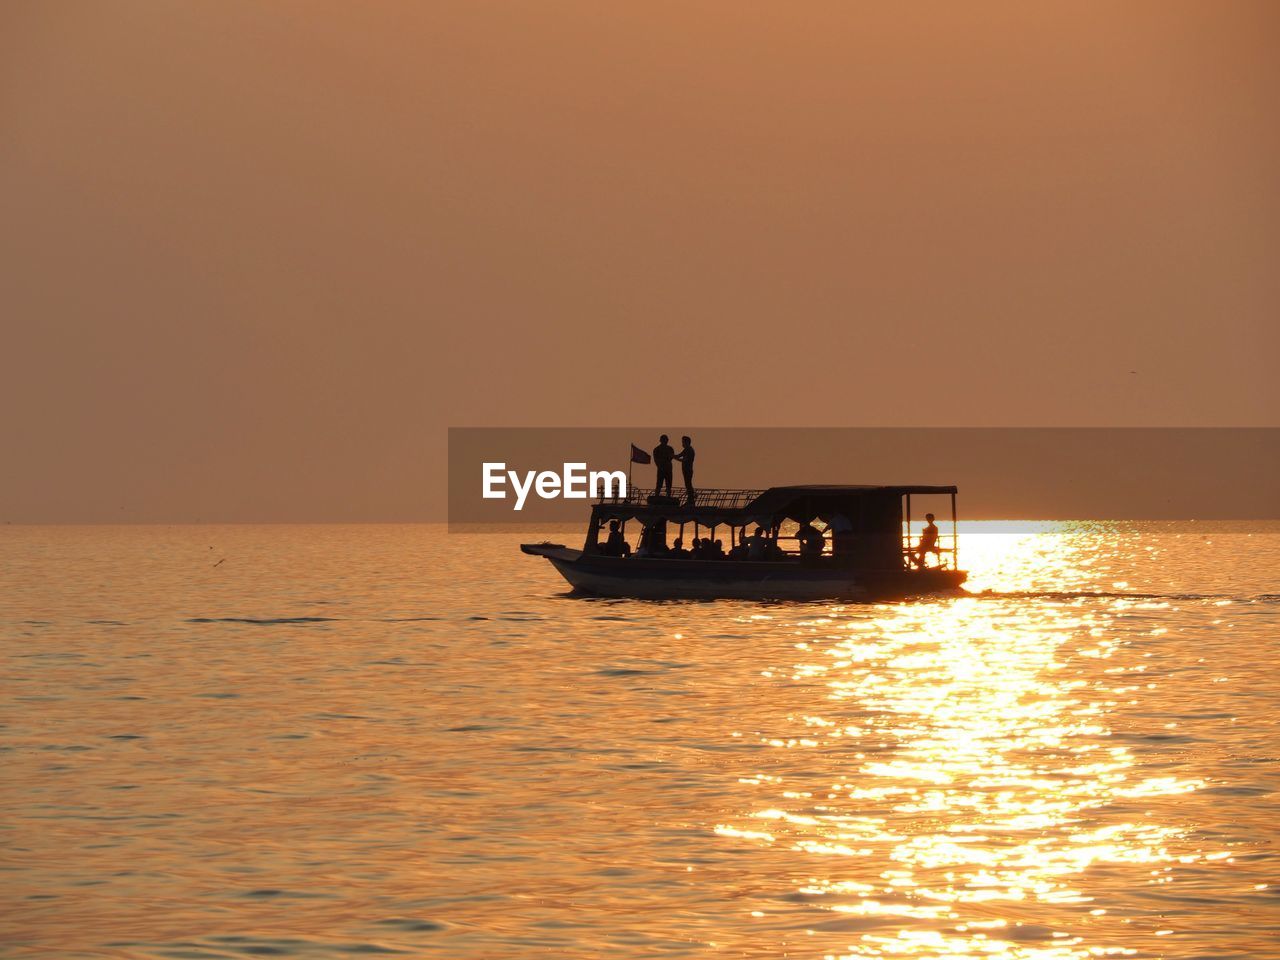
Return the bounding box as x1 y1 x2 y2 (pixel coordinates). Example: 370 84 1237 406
2 522 1278 959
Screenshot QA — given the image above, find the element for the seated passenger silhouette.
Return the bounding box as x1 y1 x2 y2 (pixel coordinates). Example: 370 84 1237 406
828 512 853 556
747 526 770 561
796 521 825 560
913 513 941 568
636 523 668 558
669 537 690 558
603 520 630 557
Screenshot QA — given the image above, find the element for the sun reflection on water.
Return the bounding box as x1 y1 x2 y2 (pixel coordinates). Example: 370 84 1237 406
716 527 1229 959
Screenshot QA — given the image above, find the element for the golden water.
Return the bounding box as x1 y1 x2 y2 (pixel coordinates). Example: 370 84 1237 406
2 523 1278 958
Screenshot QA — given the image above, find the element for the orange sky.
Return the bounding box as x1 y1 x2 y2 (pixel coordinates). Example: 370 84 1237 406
2 2 1277 521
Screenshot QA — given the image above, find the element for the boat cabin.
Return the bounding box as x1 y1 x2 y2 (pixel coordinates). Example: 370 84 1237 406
583 484 959 571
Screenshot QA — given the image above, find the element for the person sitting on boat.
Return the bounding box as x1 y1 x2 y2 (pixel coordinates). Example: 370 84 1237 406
669 537 690 558
827 512 853 557
602 520 630 557
728 531 750 560
652 435 676 497
636 522 668 558
710 538 725 559
913 513 941 568
746 526 770 561
795 521 825 561
692 537 720 560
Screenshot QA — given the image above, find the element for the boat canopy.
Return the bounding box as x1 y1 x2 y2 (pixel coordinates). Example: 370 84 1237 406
591 484 956 526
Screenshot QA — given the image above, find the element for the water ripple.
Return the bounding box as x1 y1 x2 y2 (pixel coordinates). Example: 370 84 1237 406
1 522 1276 958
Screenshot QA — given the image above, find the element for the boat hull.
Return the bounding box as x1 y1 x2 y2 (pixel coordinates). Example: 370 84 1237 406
521 544 966 601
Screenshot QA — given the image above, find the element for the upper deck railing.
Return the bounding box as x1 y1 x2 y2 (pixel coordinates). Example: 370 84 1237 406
596 486 767 510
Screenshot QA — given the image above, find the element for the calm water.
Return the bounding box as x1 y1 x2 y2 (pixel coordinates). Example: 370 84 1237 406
2 522 1278 959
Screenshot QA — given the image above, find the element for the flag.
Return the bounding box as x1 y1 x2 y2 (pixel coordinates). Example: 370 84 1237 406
630 444 651 465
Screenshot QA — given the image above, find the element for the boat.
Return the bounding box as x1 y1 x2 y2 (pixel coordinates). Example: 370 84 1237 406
521 484 967 601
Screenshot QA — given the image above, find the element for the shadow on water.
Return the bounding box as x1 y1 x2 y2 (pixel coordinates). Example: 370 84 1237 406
549 587 1278 606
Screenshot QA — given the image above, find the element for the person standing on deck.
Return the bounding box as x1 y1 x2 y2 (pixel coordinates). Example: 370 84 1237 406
653 435 675 497
674 435 696 503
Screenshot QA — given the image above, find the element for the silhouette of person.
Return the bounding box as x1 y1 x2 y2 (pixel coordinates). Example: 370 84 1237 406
674 435 696 503
653 434 675 497
913 513 940 568
796 520 825 560
637 521 668 557
828 512 853 557
604 519 630 557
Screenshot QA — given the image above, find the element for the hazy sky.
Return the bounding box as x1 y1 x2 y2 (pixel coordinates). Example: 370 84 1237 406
3 2 1277 521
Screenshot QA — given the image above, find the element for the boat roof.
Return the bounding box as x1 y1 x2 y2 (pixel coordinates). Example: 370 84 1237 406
758 484 958 496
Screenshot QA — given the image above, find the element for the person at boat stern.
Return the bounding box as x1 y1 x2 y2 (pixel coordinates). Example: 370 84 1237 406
913 513 941 567
674 435 696 503
653 435 675 497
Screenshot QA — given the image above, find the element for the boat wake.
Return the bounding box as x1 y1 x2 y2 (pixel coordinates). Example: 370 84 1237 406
966 589 1280 604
